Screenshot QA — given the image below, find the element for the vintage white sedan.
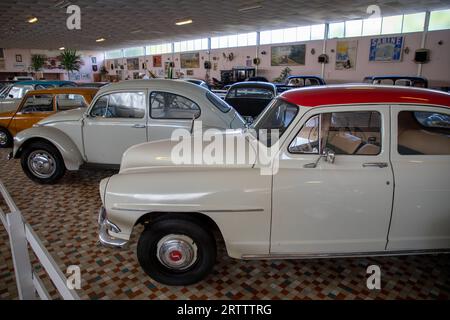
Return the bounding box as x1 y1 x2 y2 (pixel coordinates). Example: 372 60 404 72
11 79 245 183
98 85 450 285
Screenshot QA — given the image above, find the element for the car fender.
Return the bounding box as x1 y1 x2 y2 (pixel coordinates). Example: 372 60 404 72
13 126 84 170
102 168 272 258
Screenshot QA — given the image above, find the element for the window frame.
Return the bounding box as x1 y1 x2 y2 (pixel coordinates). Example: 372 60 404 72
88 90 147 119
288 109 383 156
397 109 450 156
18 94 55 114
55 93 89 111
149 91 201 120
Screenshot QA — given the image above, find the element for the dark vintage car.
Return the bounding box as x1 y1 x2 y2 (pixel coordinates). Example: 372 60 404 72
224 81 277 120
363 76 428 88
276 75 326 93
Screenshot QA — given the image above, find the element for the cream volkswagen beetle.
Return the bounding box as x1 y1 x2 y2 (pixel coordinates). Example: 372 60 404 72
11 79 245 183
98 85 450 285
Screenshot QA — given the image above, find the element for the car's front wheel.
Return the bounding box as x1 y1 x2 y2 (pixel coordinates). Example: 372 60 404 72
0 127 12 148
20 141 66 184
137 216 216 286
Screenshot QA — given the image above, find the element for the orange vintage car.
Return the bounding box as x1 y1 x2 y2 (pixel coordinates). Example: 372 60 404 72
0 87 98 148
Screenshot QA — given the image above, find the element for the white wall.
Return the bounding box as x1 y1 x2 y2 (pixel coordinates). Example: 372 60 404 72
0 48 104 82
104 29 450 86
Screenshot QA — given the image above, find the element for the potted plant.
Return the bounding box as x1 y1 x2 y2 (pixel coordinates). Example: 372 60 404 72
31 54 45 79
273 67 292 83
59 49 82 78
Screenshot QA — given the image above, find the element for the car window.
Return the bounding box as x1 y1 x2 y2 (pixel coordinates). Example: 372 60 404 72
305 78 320 86
289 111 382 155
8 85 33 99
35 84 56 90
252 98 299 147
398 111 450 155
287 78 304 86
90 95 108 116
56 94 88 111
150 91 200 119
206 91 231 113
20 94 54 113
289 115 320 153
229 87 274 99
105 92 145 118
377 79 394 85
394 79 413 87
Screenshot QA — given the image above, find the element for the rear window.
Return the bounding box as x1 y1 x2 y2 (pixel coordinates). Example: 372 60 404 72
206 91 231 113
228 87 274 99
398 111 450 155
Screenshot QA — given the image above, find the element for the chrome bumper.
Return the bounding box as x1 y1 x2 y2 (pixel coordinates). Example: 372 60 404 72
98 206 128 248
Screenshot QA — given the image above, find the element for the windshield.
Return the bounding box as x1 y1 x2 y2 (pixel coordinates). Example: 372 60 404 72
251 98 299 146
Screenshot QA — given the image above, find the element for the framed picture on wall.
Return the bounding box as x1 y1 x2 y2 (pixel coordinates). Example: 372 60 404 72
271 44 306 66
335 40 358 70
369 36 404 62
180 52 200 68
153 55 162 67
92 65 98 72
186 69 194 76
126 58 139 70
91 57 97 64
15 54 22 62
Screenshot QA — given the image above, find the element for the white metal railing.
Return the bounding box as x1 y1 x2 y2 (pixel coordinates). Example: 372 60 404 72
0 180 80 300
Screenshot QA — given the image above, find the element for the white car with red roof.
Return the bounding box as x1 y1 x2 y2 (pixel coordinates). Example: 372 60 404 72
98 85 450 285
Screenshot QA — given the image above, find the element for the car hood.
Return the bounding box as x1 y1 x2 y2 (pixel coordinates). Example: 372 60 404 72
120 129 258 174
38 108 85 125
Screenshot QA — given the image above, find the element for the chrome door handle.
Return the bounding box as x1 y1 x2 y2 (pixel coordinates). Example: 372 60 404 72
132 124 146 128
362 162 388 168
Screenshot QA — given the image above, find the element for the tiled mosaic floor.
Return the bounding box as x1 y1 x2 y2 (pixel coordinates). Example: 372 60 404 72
0 148 449 300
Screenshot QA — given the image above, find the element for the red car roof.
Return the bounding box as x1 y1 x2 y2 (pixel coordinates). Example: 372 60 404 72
280 85 450 108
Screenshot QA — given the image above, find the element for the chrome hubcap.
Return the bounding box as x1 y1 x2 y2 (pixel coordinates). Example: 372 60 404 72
0 132 7 145
157 234 198 270
28 150 56 178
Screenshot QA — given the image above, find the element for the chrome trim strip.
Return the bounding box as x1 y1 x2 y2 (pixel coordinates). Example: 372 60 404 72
241 249 450 260
111 207 264 213
201 209 264 213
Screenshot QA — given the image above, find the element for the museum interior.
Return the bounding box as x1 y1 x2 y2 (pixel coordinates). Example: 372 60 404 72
0 0 449 302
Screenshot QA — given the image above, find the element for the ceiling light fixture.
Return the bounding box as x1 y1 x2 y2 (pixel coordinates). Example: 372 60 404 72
96 38 106 42
238 4 262 12
59 47 65 50
27 17 38 23
175 19 193 26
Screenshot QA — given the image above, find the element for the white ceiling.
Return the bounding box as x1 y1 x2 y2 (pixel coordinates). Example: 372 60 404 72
0 0 449 50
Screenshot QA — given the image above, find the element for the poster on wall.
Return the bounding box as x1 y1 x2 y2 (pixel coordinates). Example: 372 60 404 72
180 52 200 68
68 72 81 81
153 55 162 67
127 58 139 70
44 56 63 70
369 36 404 62
335 40 358 70
271 44 306 66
